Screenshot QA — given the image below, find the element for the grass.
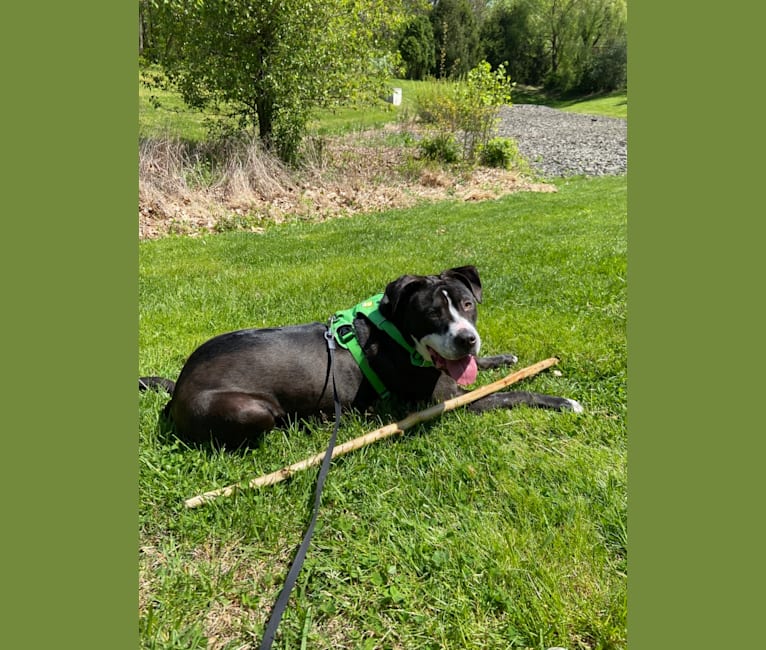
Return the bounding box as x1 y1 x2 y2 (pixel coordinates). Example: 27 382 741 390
307 80 431 135
139 175 627 649
139 71 431 141
139 69 212 143
139 70 626 142
550 92 627 119
512 86 627 120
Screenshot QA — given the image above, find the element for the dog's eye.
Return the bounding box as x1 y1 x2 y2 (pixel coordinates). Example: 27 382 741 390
462 300 473 311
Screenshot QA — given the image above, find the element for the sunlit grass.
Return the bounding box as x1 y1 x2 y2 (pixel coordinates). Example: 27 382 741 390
139 175 627 649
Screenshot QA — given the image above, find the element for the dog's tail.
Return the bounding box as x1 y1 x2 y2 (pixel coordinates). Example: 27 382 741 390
139 376 175 395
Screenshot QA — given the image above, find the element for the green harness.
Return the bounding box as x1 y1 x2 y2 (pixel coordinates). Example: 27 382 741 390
328 293 433 399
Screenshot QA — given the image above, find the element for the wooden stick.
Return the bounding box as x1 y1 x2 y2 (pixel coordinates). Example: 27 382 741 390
184 357 559 508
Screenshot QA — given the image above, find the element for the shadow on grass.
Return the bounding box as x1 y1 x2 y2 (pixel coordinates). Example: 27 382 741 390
512 85 627 108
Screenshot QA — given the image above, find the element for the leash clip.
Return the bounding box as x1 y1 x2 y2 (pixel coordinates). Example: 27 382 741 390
325 320 337 350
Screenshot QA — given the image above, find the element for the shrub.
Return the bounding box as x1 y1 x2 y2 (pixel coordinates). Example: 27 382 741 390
478 137 526 170
418 133 460 164
414 61 512 163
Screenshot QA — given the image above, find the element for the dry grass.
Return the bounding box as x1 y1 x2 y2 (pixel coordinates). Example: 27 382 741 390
139 537 296 649
138 124 555 239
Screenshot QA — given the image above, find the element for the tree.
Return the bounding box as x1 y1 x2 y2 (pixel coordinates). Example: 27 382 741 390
430 0 481 78
139 0 176 62
481 0 547 85
479 0 627 92
146 0 405 162
399 15 436 80
539 0 627 92
572 0 627 91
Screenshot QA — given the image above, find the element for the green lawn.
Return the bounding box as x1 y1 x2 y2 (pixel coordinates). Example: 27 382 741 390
139 72 429 140
547 92 627 119
510 86 627 119
139 175 627 649
139 69 212 142
139 70 626 142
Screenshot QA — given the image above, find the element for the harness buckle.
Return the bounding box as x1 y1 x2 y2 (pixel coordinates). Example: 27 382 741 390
335 324 356 346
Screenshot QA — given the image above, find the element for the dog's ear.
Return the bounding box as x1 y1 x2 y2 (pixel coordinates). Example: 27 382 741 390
441 266 483 303
379 274 428 319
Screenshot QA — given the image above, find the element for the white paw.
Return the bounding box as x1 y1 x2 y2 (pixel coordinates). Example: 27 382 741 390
564 398 584 413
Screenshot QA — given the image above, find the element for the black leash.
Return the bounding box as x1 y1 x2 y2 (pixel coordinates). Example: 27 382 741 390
258 324 342 650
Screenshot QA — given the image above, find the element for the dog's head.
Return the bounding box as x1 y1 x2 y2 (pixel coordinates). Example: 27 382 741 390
378 266 483 385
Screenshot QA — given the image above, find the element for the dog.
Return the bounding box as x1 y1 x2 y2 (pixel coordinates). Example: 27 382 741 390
139 266 582 447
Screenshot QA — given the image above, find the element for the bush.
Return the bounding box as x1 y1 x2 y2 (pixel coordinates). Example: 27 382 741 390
418 133 461 163
414 61 512 163
478 137 522 169
414 85 457 127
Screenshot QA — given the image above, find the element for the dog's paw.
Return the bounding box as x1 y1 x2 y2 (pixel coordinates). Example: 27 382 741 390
563 398 584 413
498 354 518 365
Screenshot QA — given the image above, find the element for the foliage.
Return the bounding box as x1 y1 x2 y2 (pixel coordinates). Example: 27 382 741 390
430 0 481 78
542 0 627 93
481 0 548 86
576 32 627 93
140 0 628 151
479 0 627 93
415 61 515 163
142 0 405 163
460 61 514 159
478 136 526 170
140 73 626 158
399 14 437 80
418 133 461 163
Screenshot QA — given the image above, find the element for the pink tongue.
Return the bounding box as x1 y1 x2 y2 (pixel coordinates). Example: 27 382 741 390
445 355 478 385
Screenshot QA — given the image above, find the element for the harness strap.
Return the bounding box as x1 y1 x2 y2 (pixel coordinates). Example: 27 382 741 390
328 294 432 399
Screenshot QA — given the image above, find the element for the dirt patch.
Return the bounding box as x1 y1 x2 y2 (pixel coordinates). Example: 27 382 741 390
139 124 556 240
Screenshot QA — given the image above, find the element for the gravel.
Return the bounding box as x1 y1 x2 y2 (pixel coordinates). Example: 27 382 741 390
496 104 627 178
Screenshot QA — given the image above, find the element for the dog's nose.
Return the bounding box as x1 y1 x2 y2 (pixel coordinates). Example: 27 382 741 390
455 329 477 350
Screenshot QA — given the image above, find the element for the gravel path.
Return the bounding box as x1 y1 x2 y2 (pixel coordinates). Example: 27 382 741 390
496 104 627 178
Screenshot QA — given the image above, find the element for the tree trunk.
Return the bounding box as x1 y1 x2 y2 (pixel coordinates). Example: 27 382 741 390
255 95 274 145
139 6 144 54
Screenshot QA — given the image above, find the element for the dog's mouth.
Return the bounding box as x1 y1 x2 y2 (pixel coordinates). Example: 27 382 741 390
427 347 478 386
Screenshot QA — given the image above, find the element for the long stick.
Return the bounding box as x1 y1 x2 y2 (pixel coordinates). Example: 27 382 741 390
184 357 559 508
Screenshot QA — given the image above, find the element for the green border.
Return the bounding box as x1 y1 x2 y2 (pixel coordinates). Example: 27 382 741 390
4 4 136 648
630 4 763 647
6 2 760 647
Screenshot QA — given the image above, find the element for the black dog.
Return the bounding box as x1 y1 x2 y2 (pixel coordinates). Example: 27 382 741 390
140 266 582 447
